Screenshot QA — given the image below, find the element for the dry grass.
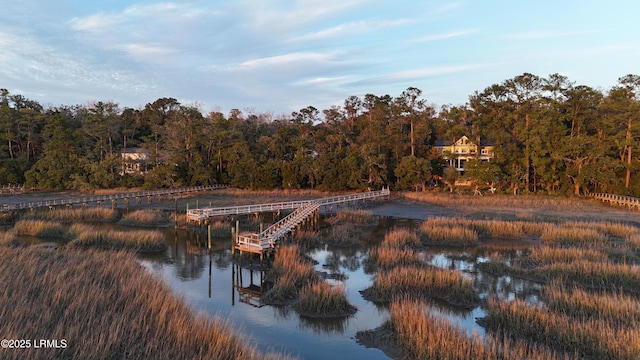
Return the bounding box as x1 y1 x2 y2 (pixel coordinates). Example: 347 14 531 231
294 282 356 318
21 207 119 223
404 192 588 210
0 230 18 247
325 210 376 225
208 220 232 237
263 245 319 304
366 246 424 270
543 286 640 328
534 260 640 293
540 225 609 248
67 224 167 253
119 209 171 227
382 228 420 248
389 298 566 360
12 220 70 238
483 297 640 359
561 220 639 239
419 219 479 246
0 247 291 360
520 247 608 268
323 224 364 247
363 266 479 308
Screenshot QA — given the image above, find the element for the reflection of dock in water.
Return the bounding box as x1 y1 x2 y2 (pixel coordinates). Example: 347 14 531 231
232 264 267 308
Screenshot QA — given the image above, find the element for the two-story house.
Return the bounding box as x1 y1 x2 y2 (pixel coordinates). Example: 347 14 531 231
120 148 150 175
434 135 494 173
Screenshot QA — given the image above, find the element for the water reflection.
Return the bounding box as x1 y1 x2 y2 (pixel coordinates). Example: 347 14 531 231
15 215 547 359
298 315 350 335
232 264 267 308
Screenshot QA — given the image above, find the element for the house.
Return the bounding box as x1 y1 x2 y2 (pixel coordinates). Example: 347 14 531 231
434 135 494 172
120 148 149 175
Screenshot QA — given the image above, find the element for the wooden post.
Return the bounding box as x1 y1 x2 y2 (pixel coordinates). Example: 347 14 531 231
208 224 211 250
208 254 212 298
174 198 178 228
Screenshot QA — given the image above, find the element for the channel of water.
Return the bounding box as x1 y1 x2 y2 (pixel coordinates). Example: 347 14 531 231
133 216 537 360
12 212 538 359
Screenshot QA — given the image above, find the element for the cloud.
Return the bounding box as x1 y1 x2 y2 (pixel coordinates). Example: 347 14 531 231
499 30 589 40
408 29 478 43
239 51 340 69
348 64 485 88
286 18 411 43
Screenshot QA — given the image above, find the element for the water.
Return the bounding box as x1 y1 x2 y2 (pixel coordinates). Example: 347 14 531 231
139 230 392 360
18 217 538 359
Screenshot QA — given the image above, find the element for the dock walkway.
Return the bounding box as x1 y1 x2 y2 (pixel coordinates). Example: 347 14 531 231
591 193 640 211
1 184 226 212
233 188 390 255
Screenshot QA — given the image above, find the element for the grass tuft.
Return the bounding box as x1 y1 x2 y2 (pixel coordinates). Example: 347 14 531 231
0 247 291 360
67 224 167 253
13 220 71 238
294 282 356 318
119 209 171 227
21 207 119 223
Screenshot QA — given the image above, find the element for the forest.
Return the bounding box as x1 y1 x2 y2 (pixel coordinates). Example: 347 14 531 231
1 72 639 196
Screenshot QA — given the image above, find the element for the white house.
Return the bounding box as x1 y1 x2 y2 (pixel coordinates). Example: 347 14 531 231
120 148 149 175
434 135 494 172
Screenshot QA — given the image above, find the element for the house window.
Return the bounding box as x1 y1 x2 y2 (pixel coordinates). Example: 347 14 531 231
481 149 488 155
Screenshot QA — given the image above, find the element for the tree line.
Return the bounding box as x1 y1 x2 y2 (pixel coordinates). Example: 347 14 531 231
1 72 639 196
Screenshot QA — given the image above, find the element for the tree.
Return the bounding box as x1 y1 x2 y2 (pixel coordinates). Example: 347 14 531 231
443 166 459 192
463 159 501 190
601 75 640 190
394 155 432 191
25 110 84 189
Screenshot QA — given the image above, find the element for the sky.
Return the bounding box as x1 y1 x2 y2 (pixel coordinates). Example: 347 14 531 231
1 0 640 116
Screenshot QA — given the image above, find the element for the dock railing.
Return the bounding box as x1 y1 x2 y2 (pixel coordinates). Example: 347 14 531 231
235 188 390 253
591 193 640 211
1 184 226 212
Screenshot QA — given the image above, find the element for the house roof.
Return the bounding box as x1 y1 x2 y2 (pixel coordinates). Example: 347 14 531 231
434 136 493 147
121 147 148 154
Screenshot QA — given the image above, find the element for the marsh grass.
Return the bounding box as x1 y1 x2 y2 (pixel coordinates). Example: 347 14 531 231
363 266 479 308
323 224 364 247
325 210 376 225
562 220 639 239
263 245 319 304
388 298 566 360
520 247 608 268
382 228 420 248
483 297 640 359
0 230 18 247
0 247 290 360
419 219 479 246
208 219 232 237
294 282 356 318
21 207 119 223
119 209 171 227
404 192 591 210
534 260 640 293
543 286 640 328
68 224 167 253
366 246 423 271
540 225 608 248
13 220 71 238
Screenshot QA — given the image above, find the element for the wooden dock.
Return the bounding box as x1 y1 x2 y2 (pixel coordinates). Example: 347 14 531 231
232 188 390 257
591 193 640 211
0 184 227 212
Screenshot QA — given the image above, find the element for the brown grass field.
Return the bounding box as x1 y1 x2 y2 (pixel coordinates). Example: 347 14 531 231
0 247 292 360
262 245 356 317
357 191 640 359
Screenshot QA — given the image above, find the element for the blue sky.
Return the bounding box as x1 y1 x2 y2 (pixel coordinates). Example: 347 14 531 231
1 1 639 116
